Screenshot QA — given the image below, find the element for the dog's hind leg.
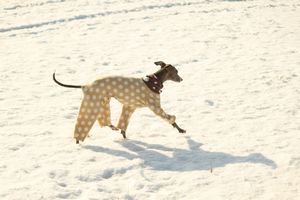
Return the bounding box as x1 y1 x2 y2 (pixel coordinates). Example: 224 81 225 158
96 97 118 131
74 97 100 143
117 105 135 139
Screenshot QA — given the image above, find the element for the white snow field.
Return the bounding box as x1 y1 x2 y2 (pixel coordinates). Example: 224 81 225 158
1 0 300 199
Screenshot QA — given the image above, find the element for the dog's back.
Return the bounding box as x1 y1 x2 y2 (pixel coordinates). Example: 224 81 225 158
82 76 159 108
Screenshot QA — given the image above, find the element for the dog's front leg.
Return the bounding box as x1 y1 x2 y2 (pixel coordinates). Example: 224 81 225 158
149 104 185 133
172 122 186 133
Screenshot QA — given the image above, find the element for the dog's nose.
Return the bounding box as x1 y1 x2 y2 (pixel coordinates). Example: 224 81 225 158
180 77 183 82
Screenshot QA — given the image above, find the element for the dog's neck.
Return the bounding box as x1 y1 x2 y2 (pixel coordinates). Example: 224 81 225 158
143 74 163 94
154 67 169 83
142 68 168 94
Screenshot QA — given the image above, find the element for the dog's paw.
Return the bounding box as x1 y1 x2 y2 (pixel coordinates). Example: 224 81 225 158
109 125 119 131
179 129 186 134
121 130 127 139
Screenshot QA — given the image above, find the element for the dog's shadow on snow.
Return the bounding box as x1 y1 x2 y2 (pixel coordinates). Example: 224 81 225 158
84 136 277 171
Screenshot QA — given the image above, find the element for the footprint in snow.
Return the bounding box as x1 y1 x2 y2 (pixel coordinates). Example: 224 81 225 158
205 99 214 106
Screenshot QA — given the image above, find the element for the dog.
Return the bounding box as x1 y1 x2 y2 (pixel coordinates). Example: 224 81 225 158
53 61 186 144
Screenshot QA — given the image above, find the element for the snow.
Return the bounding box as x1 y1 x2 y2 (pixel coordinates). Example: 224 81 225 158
1 0 300 199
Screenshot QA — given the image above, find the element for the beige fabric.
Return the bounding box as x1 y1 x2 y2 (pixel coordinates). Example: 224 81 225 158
74 76 176 141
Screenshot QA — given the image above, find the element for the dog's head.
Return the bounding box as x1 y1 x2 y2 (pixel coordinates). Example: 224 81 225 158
154 61 183 82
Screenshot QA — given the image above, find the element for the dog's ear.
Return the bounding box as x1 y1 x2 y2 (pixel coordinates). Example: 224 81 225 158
154 61 166 68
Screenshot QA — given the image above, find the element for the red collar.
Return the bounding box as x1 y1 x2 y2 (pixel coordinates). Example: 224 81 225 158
142 74 163 94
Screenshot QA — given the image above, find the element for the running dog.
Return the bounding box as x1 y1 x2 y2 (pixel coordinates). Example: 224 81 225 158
53 61 186 143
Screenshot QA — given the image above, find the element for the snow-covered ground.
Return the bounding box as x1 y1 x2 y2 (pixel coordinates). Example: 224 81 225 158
1 0 300 199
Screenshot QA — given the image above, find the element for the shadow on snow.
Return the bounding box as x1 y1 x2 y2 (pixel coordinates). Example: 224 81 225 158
84 136 277 171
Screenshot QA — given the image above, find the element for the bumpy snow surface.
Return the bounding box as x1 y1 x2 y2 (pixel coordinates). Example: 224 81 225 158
0 0 299 199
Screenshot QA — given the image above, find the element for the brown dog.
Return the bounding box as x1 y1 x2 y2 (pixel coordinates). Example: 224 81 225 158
53 61 186 143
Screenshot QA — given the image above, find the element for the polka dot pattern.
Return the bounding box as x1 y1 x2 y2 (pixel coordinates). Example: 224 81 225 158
74 76 176 142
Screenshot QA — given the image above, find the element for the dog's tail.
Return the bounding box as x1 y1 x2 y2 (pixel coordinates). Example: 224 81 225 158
53 73 81 89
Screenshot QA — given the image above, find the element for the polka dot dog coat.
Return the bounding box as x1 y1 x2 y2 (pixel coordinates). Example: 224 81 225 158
74 75 176 142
